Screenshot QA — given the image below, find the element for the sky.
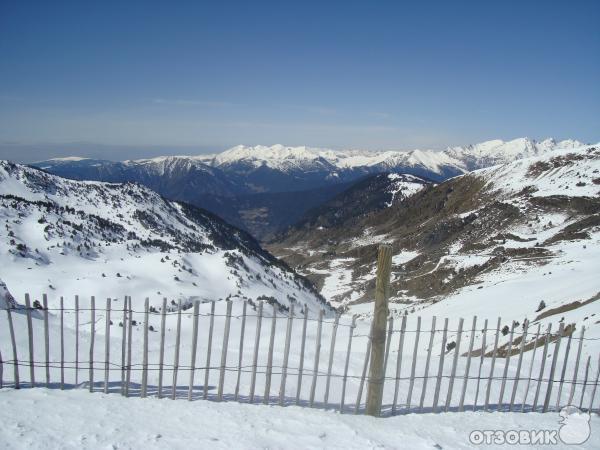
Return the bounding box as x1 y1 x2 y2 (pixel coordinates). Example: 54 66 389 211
0 0 599 162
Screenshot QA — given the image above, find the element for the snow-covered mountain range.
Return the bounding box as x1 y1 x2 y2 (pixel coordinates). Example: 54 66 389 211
269 144 600 319
32 138 586 239
0 160 328 312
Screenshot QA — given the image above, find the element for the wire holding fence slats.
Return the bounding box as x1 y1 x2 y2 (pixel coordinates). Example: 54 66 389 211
1 296 599 417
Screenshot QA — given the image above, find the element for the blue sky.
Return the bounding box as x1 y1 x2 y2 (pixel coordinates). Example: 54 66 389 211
0 0 599 161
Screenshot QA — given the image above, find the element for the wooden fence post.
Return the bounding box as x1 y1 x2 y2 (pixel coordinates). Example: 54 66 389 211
249 301 263 403
419 316 437 411
324 313 339 407
234 301 247 401
60 297 65 390
264 306 277 404
157 298 167 398
366 244 392 417
203 301 215 400
171 300 182 400
295 305 308 405
104 298 111 394
218 300 233 401
340 315 357 413
6 306 19 388
279 304 294 406
391 314 407 414
309 309 324 407
25 295 35 387
141 298 149 398
43 294 50 387
188 301 200 401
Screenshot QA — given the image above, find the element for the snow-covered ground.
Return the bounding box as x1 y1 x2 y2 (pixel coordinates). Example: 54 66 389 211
1 388 598 449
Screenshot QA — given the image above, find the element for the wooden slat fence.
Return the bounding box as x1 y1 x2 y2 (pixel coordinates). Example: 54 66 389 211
1 296 599 416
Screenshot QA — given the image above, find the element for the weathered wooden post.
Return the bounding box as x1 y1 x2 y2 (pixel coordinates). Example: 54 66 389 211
365 244 392 417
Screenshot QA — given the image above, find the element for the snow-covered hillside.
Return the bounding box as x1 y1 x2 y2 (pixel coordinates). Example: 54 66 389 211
0 160 328 312
271 145 600 328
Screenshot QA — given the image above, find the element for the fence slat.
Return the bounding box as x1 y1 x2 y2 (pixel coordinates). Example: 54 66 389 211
406 316 421 410
125 297 133 397
188 301 200 401
171 300 182 400
532 323 552 411
579 355 591 410
234 301 247 401
309 309 324 408
432 318 448 413
295 305 308 405
25 295 35 387
43 294 50 387
157 298 167 398
484 317 501 411
264 306 277 404
60 297 64 390
203 301 216 400
323 313 339 408
75 295 79 385
509 320 528 411
141 298 149 398
6 306 19 388
0 338 2 388
498 321 516 410
521 323 541 412
218 300 233 401
543 322 565 412
419 316 436 411
355 319 374 414
567 326 585 406
473 318 487 411
104 298 111 394
279 304 295 406
392 315 407 414
383 316 394 380
89 296 95 392
120 296 127 395
340 315 357 413
249 301 263 403
459 316 477 412
588 354 600 413
555 325 574 410
445 317 464 412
